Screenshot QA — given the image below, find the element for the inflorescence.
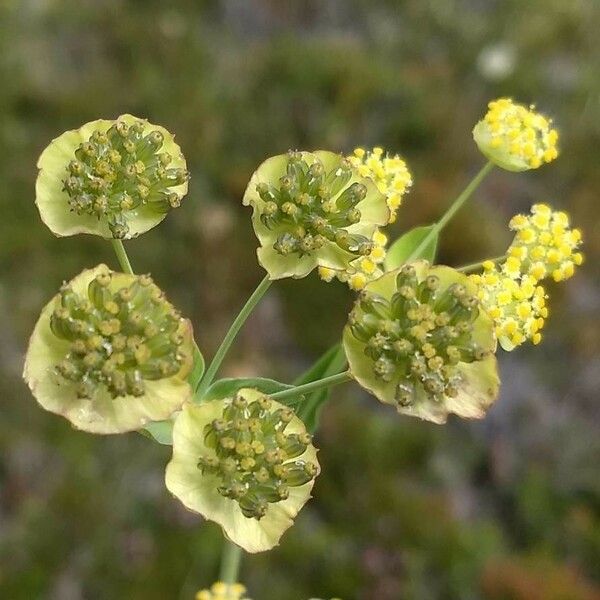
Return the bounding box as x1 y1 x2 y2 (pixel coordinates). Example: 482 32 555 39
347 147 412 223
51 270 187 398
199 392 318 520
257 151 375 259
473 98 559 171
62 119 189 238
471 204 583 349
349 265 489 407
472 267 547 348
507 203 583 282
196 582 251 600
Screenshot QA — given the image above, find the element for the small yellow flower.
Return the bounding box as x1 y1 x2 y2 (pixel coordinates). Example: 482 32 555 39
471 264 548 351
473 98 559 171
196 582 250 600
347 147 412 223
508 203 584 282
318 228 388 290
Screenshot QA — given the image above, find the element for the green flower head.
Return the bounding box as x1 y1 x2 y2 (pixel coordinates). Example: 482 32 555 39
242 151 390 279
165 388 319 553
23 265 194 433
343 262 500 424
36 115 189 239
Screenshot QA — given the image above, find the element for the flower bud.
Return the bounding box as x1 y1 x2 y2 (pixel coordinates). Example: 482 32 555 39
166 388 320 553
36 115 189 239
343 262 499 424
243 151 389 280
23 265 194 434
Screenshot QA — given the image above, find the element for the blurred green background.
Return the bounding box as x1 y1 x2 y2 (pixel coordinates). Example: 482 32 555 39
1 1 599 598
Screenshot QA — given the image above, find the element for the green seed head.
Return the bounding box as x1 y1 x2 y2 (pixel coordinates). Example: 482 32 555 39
50 269 188 399
257 153 374 259
199 393 317 520
63 119 189 238
349 267 488 407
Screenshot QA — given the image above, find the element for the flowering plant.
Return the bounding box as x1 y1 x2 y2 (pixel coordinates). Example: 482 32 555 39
23 99 583 597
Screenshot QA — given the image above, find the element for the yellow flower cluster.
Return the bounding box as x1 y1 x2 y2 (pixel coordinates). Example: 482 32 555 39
472 204 583 350
318 229 388 290
196 582 250 600
473 98 559 171
471 266 548 350
347 147 412 223
507 203 584 282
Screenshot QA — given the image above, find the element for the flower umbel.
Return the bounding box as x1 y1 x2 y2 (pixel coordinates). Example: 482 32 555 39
347 147 412 223
165 388 319 552
196 582 251 600
473 98 559 171
471 266 548 350
243 151 389 279
36 114 189 239
23 265 194 433
343 262 499 424
507 203 584 282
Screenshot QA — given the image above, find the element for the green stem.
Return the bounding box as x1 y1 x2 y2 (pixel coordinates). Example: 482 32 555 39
271 370 352 402
297 346 347 427
407 161 494 262
196 276 272 398
111 239 134 274
218 540 243 585
457 254 507 273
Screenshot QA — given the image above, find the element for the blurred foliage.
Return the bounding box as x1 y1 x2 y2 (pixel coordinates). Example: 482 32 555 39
0 1 599 599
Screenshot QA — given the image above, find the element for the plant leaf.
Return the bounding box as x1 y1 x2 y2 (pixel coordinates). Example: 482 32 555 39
187 342 205 391
296 344 347 432
293 343 342 386
143 417 176 446
384 224 438 270
199 377 303 408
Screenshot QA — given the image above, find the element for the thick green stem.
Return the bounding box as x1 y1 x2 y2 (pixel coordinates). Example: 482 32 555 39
111 239 134 274
196 276 272 398
457 254 507 273
218 540 243 585
407 161 494 262
271 370 352 402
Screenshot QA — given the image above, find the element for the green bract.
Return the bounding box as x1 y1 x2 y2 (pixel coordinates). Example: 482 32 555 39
165 388 319 553
242 151 390 279
343 262 500 424
23 264 194 433
35 114 189 239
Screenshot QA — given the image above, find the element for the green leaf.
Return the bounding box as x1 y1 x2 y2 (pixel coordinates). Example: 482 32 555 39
188 342 205 391
293 343 342 386
295 344 347 432
384 224 438 270
199 377 303 408
143 417 176 446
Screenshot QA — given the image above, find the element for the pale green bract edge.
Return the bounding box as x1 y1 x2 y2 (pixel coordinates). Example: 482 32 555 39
343 261 500 424
243 150 390 280
23 264 194 434
35 114 188 239
472 121 529 173
165 388 320 553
